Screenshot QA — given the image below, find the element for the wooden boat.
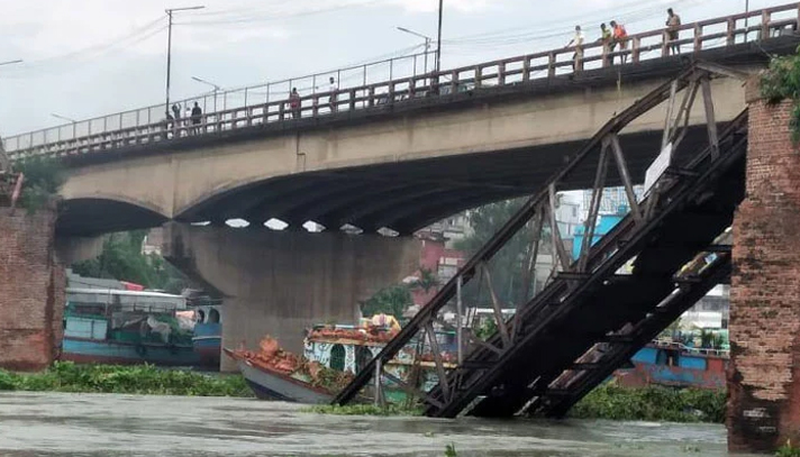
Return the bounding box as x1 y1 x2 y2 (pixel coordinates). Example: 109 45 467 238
224 347 337 404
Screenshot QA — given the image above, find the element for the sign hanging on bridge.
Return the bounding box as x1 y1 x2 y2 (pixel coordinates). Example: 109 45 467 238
644 142 672 195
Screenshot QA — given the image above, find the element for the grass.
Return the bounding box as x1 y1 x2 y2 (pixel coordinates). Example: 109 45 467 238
568 384 726 423
302 403 423 416
0 362 253 397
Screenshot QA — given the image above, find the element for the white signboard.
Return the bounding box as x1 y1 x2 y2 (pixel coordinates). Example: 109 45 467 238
644 142 673 195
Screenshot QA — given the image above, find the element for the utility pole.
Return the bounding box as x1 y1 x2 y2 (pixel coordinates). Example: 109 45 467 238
165 6 205 116
397 27 432 75
436 0 444 74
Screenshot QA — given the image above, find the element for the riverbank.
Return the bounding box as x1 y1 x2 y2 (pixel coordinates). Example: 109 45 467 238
0 362 252 397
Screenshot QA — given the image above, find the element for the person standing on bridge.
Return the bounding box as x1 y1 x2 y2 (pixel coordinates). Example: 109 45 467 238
329 77 338 113
191 102 202 135
610 21 629 65
171 103 182 137
565 25 585 72
289 88 301 119
666 8 682 56
599 23 613 65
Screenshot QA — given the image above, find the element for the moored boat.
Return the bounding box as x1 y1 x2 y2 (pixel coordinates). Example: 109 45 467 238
62 288 199 366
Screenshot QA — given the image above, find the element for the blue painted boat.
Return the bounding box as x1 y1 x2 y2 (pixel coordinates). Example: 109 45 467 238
62 288 200 366
190 304 222 368
615 341 728 390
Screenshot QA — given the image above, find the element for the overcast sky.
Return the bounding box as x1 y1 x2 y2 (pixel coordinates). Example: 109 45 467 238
0 0 786 136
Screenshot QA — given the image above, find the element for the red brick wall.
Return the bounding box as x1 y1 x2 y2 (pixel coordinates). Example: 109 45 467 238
0 207 64 371
729 82 800 452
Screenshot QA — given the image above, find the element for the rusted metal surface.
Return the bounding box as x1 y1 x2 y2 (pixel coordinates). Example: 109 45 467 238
4 3 798 160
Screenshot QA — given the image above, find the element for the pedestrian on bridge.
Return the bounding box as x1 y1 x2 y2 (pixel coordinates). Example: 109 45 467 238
666 8 682 55
191 102 202 135
171 103 182 137
610 21 629 64
599 23 613 65
289 88 301 119
329 77 338 113
565 25 585 71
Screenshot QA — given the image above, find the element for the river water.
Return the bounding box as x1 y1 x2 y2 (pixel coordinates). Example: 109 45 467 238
0 392 757 456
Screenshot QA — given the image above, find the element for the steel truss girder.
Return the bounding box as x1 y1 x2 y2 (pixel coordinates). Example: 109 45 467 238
333 62 740 411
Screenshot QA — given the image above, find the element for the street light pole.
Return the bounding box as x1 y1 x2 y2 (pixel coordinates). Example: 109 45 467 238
396 27 432 75
165 6 205 117
192 76 222 113
436 0 444 74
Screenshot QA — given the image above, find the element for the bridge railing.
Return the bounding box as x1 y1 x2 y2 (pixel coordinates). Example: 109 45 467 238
5 2 799 160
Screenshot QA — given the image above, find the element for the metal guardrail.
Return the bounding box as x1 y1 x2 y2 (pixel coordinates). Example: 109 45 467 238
4 3 800 159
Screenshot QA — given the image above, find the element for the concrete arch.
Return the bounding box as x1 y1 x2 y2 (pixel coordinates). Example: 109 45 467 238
57 197 169 236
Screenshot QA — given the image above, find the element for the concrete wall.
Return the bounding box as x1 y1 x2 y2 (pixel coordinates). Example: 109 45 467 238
0 207 65 371
729 82 800 453
61 76 748 221
163 223 420 371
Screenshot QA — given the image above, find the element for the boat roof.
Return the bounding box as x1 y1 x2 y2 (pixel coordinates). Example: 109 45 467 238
66 288 186 311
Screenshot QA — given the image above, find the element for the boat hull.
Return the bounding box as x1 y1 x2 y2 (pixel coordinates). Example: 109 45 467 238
614 346 727 390
62 337 201 366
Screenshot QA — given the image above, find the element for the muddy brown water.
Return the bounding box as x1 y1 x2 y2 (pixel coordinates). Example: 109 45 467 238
0 392 761 456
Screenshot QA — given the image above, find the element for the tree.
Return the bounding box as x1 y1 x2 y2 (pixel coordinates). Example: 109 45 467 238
360 284 413 318
454 198 550 308
72 230 188 293
413 267 440 293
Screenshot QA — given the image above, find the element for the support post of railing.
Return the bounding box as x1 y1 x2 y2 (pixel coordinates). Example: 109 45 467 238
693 24 702 53
661 31 669 57
450 70 458 95
522 56 531 82
498 62 506 86
244 88 248 109
475 66 483 89
632 37 641 63
726 18 735 46
349 89 356 111
362 65 367 86
368 87 375 107
761 11 771 40
602 44 610 68
547 53 556 79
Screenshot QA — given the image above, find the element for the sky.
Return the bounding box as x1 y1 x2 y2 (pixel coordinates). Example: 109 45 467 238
0 0 787 136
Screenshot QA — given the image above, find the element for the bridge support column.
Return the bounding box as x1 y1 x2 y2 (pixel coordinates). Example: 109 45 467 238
729 81 800 452
163 223 420 372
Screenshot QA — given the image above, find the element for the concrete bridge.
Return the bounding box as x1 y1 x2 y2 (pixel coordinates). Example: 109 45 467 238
4 8 800 446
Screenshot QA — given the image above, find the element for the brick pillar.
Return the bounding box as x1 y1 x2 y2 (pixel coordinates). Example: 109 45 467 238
0 207 65 371
729 79 800 452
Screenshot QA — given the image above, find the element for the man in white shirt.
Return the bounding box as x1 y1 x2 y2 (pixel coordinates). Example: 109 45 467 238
329 77 338 113
566 25 585 71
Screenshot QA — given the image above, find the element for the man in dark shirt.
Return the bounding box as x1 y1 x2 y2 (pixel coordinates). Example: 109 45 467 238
191 102 202 135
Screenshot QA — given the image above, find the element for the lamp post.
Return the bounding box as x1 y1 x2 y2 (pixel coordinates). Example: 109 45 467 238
165 6 205 117
397 27 432 75
51 113 77 140
436 0 444 74
191 76 222 113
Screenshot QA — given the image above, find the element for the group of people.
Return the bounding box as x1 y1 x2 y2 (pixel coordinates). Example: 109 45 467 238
287 76 339 119
566 8 682 68
165 102 203 137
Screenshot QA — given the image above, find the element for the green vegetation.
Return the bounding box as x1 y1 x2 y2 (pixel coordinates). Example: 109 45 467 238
302 403 423 416
360 284 413 318
569 384 726 423
13 157 65 211
455 198 550 307
444 443 458 457
777 441 800 457
0 362 252 397
72 230 188 292
761 46 800 142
